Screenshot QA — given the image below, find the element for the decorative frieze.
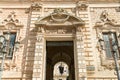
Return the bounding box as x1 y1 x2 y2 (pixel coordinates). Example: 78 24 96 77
45 28 75 35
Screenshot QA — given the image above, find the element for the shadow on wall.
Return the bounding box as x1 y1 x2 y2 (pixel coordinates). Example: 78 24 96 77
21 26 39 80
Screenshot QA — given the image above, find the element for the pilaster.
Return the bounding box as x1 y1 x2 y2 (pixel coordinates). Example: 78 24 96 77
75 27 87 80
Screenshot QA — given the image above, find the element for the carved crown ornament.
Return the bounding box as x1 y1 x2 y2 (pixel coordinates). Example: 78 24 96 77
0 11 23 29
35 8 85 27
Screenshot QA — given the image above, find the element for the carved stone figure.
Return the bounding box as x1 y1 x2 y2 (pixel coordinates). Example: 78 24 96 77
100 10 111 22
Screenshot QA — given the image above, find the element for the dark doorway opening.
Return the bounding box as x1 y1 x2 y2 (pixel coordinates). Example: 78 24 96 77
46 41 75 80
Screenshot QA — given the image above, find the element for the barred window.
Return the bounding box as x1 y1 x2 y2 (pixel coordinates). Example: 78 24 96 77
102 32 119 59
4 32 16 59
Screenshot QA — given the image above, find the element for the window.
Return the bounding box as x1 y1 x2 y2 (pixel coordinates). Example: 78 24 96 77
102 32 119 59
4 32 16 59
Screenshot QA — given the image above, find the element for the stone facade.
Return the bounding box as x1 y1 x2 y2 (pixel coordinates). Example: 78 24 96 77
0 0 120 80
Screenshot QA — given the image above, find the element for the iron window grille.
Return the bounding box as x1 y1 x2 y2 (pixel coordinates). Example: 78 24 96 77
102 32 120 59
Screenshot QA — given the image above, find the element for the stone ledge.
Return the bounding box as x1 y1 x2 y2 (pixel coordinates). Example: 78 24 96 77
2 78 22 80
2 71 22 78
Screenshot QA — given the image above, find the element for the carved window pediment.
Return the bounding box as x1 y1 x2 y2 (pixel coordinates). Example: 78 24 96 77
95 21 120 30
35 8 85 27
0 22 23 30
95 10 120 30
95 10 120 31
0 24 23 30
0 11 23 29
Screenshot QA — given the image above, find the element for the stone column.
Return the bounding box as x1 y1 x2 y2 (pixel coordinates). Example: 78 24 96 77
32 31 45 80
75 27 87 80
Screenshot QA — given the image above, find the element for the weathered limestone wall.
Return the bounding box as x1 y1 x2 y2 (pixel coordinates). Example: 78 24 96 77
0 1 120 80
89 4 120 79
0 3 29 80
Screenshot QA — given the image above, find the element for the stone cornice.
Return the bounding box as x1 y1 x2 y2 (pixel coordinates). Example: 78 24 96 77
89 3 120 7
0 0 119 3
95 21 120 29
0 2 31 8
0 2 119 8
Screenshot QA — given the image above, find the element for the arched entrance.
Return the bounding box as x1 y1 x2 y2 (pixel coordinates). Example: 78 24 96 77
46 41 75 80
53 62 69 80
33 8 86 80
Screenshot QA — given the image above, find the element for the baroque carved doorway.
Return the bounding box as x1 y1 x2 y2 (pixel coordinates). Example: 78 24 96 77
46 41 75 80
33 8 85 80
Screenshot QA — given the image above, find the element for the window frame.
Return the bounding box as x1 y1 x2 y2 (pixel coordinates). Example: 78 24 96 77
95 23 120 69
102 32 120 59
0 32 17 59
